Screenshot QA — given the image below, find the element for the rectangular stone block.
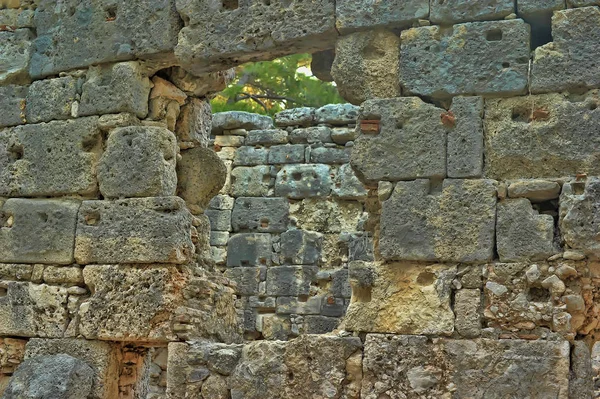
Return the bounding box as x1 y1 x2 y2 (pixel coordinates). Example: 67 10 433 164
205 209 232 232
302 315 340 334
267 144 305 164
290 126 332 144
484 91 600 179
245 129 289 146
430 0 514 24
447 96 484 178
230 165 271 197
226 233 272 267
0 85 26 128
401 20 530 99
274 108 315 127
175 97 212 148
25 76 77 123
0 199 79 264
362 335 570 398
560 178 600 258
231 197 289 233
266 266 318 296
274 164 332 199
224 267 265 296
332 163 368 200
175 0 337 74
280 229 322 265
454 288 481 338
75 197 194 264
30 0 181 78
345 262 456 335
0 28 32 85
233 146 269 166
276 296 322 315
380 179 497 262
0 117 101 197
351 97 447 184
309 146 349 164
209 231 229 246
335 0 428 33
517 0 564 19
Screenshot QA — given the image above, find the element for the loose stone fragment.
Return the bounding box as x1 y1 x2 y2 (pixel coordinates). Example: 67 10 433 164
430 0 514 24
454 288 482 338
508 180 561 202
75 197 194 264
331 30 400 105
447 96 484 178
315 103 360 125
0 85 27 128
231 197 289 233
98 126 177 199
230 165 271 197
0 29 32 85
335 0 428 33
175 98 212 148
560 178 600 258
401 20 530 98
226 233 272 267
275 164 332 199
25 76 77 123
274 108 315 127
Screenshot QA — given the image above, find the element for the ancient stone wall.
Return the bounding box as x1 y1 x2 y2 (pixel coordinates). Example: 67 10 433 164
3 0 600 398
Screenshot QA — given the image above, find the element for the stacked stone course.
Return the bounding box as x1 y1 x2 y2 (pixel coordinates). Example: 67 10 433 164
3 0 600 397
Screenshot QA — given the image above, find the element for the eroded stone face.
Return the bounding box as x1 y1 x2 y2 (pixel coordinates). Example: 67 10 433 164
335 0 428 33
560 178 600 258
0 29 32 85
430 0 514 24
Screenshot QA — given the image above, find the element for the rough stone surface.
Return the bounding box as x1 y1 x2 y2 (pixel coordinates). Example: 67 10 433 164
226 233 272 267
332 164 368 200
98 126 177 199
447 96 484 178
290 126 332 144
212 112 273 134
274 164 332 199
25 77 77 124
280 229 322 265
0 29 32 85
231 197 289 233
268 144 305 165
454 288 482 338
274 108 315 127
335 0 428 33
175 97 212 148
75 197 194 264
231 165 271 197
507 180 561 202
0 85 27 128
430 0 514 24
401 20 530 98
560 178 600 258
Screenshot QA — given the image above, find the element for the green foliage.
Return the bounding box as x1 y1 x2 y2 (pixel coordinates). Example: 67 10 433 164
211 54 345 116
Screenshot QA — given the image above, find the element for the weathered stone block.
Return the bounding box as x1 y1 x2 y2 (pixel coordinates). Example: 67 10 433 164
290 199 364 233
209 194 235 211
351 97 447 184
0 338 26 375
454 288 481 338
280 229 322 265
401 20 530 98
302 315 340 334
380 179 496 262
0 29 32 85
25 76 77 124
177 147 227 214
266 266 318 296
310 147 349 164
0 85 26 128
0 199 79 264
25 338 120 399
335 0 428 33
560 178 600 258
78 62 151 118
517 0 564 19
175 97 211 147
332 164 368 200
315 104 360 125
484 91 600 179
42 266 83 285
345 262 456 335
290 126 332 144
497 199 556 262
275 164 332 199
224 267 265 296
447 96 484 178
212 112 273 135
30 0 181 78
168 67 236 98
311 49 335 82
274 108 315 127
430 0 514 24
75 197 194 264
532 7 600 93
331 127 357 145
361 335 570 398
176 0 337 74
245 129 288 146
231 165 271 197
267 144 305 164
210 231 229 246
233 146 269 166
205 209 232 232
0 117 101 196
332 29 401 105
276 296 322 315
568 0 600 5
98 126 177 199
231 197 289 233
226 233 272 267
508 180 561 202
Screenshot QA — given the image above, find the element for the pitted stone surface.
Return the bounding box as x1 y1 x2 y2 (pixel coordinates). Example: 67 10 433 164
560 178 600 258
335 0 428 33
280 229 322 265
25 76 77 123
75 197 194 264
447 96 484 178
0 29 32 85
175 97 212 148
231 197 289 233
212 111 273 135
230 165 271 197
0 85 27 128
430 0 514 24
275 164 332 199
226 233 272 267
401 20 530 98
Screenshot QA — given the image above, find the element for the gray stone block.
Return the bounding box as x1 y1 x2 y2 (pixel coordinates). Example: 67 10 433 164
75 197 194 264
497 199 556 262
276 296 322 315
430 0 514 24
331 127 357 145
0 199 79 264
3 354 94 399
175 0 337 74
245 129 289 146
280 230 323 265
209 195 235 211
175 98 212 148
212 112 273 134
532 7 600 93
210 231 229 247
315 104 360 125
351 97 447 184
274 108 315 127
205 210 232 232
332 164 368 200
302 315 339 334
401 20 530 99
335 0 428 33
517 0 564 19
345 233 375 262
560 178 600 258
25 77 77 124
290 126 332 144
231 197 289 233
98 126 177 199
311 49 335 82
226 233 272 267
0 117 101 197
275 164 332 199
266 266 318 296
380 179 497 262
320 297 346 317
447 96 484 178
0 85 27 128
224 267 266 296
310 146 349 164
568 0 600 5
484 91 600 179
267 144 305 164
30 0 181 78
233 146 269 166
0 29 32 85
329 268 352 298
569 341 594 399
231 166 271 197
455 289 482 338
78 62 151 118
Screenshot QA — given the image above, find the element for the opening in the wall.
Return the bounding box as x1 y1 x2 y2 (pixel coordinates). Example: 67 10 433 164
222 0 239 11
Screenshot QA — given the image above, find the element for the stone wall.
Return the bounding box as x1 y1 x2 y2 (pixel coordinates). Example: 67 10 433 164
3 0 600 398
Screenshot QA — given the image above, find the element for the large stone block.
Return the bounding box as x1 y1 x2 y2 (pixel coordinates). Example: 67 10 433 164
0 85 27 128
274 164 332 199
380 179 497 262
78 62 151 118
0 117 102 197
332 163 368 200
266 266 318 296
361 335 570 398
447 96 484 178
401 20 530 98
226 233 272 267
335 0 428 33
231 165 271 197
25 76 77 123
175 97 211 148
351 97 447 184
331 29 400 105
0 29 32 85
175 0 337 74
224 267 265 296
212 111 273 135
98 126 177 199
496 199 556 262
484 91 600 179
430 0 514 24
280 229 322 265
517 0 564 19
30 0 181 78
75 197 194 264
560 178 600 258
344 262 456 335
0 199 79 264
532 7 600 93
231 197 289 233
